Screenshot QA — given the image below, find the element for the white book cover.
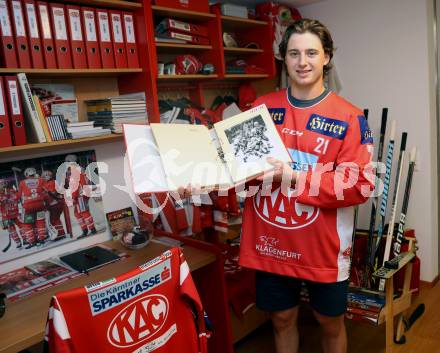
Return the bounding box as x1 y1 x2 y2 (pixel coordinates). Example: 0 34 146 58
17 73 46 143
123 104 292 193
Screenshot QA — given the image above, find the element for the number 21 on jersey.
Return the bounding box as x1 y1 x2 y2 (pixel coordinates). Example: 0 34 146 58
314 137 329 154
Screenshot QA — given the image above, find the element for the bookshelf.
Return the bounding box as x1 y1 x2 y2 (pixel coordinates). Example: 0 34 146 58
56 0 143 10
0 134 124 159
0 68 142 77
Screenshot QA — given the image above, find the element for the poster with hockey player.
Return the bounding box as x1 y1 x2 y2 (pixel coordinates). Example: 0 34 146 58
0 150 106 264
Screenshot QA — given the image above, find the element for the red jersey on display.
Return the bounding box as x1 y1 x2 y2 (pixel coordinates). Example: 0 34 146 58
239 89 374 283
44 248 208 353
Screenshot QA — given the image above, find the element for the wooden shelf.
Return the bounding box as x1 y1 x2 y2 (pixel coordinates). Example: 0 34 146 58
0 68 142 77
156 42 213 52
224 47 264 54
223 74 269 79
56 0 142 10
221 15 267 29
0 134 124 158
152 5 215 22
158 74 218 80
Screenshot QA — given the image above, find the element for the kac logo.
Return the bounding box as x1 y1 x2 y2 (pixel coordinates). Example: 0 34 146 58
107 294 169 347
253 187 319 229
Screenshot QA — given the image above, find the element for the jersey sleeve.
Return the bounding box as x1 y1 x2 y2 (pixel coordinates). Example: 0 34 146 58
297 114 374 208
178 249 209 353
44 297 76 353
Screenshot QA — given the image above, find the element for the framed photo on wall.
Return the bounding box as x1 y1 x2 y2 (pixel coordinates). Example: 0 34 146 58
0 150 106 264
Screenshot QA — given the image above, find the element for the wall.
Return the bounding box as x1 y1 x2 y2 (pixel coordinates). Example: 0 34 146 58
0 140 138 273
298 0 438 281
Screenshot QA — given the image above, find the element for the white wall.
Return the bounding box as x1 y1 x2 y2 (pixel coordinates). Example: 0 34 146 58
298 0 438 281
0 140 139 273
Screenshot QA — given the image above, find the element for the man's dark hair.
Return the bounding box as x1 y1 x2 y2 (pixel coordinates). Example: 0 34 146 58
279 18 334 76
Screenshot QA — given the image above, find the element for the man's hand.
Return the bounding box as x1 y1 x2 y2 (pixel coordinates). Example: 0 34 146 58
257 157 299 184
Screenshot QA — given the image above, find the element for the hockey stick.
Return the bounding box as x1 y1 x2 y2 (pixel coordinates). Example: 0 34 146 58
364 109 387 286
378 132 407 291
394 303 425 344
1 233 12 253
392 147 416 257
403 303 425 331
370 120 396 277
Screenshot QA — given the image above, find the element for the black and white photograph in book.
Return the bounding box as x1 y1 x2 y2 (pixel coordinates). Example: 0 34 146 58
225 115 274 163
0 150 106 264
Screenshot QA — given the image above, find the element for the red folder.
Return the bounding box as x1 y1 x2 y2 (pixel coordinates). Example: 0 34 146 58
0 77 13 148
122 12 139 68
96 9 114 68
10 0 32 68
49 3 72 68
22 0 44 68
36 1 56 68
0 0 19 68
66 5 86 68
4 76 26 146
81 7 101 68
109 10 127 68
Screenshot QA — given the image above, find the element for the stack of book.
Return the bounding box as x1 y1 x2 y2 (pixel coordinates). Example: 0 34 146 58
85 94 147 133
67 122 111 139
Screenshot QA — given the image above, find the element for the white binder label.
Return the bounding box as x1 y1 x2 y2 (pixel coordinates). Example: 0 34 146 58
124 14 135 43
8 81 20 115
52 7 67 40
26 4 39 38
68 9 82 41
111 13 123 43
39 4 52 39
97 11 111 42
0 84 5 116
84 10 97 42
12 1 25 37
0 1 12 36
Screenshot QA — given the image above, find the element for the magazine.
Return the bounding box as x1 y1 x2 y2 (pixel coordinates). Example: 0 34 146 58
0 260 79 302
124 104 291 193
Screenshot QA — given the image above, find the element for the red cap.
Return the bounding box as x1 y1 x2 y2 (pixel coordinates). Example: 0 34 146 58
238 83 257 111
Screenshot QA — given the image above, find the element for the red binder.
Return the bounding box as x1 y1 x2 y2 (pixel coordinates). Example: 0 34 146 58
0 77 13 148
66 5 86 68
4 76 26 146
81 7 101 68
96 9 114 68
122 11 139 68
10 0 32 68
49 3 72 68
109 10 127 68
0 0 19 68
36 1 56 68
22 0 44 68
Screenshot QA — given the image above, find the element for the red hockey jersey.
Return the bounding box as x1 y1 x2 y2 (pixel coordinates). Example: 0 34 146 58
44 248 208 353
239 89 374 283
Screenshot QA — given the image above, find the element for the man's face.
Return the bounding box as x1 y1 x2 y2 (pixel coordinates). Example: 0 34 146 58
284 32 329 90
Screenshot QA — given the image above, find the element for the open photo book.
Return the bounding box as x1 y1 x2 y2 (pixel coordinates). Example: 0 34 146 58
123 104 292 193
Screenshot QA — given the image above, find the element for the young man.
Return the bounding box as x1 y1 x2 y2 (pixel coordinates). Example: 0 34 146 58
238 19 374 353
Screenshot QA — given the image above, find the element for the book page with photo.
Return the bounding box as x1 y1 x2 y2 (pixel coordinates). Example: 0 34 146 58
123 104 291 193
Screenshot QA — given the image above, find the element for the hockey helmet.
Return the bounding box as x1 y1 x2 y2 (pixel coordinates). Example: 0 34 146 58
24 167 37 177
42 170 53 181
65 154 78 163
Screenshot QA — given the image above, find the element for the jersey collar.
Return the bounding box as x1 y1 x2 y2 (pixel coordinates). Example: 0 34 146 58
287 87 331 109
